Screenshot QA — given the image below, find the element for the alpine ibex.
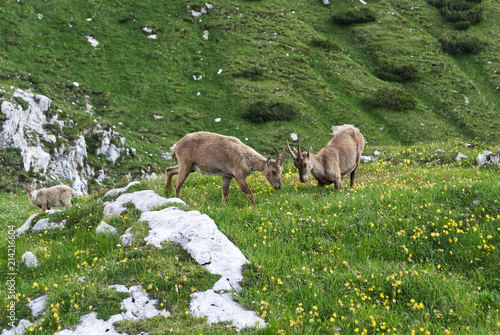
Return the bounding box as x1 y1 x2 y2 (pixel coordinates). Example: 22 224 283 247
26 184 76 212
287 125 366 190
166 131 285 205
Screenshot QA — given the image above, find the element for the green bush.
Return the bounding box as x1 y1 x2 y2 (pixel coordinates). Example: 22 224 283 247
439 34 484 55
375 63 418 82
454 20 472 30
365 87 416 111
242 101 297 123
440 7 483 25
333 7 376 25
428 0 474 11
311 37 341 51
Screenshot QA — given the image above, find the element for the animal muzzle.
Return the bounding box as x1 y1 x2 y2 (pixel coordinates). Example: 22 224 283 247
274 183 282 190
300 176 308 183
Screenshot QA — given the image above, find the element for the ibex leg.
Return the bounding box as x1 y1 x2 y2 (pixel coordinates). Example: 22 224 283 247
174 168 191 198
350 166 357 187
166 165 179 189
222 176 232 202
236 177 256 205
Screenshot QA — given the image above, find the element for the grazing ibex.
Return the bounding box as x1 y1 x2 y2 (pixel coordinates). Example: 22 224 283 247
26 184 76 212
287 125 366 190
166 131 285 205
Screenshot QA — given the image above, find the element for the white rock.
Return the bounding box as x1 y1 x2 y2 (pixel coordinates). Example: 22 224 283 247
456 153 468 162
57 285 169 335
96 221 118 235
21 252 39 268
86 35 99 47
203 30 209 40
1 319 33 335
361 155 375 163
28 295 47 317
32 218 65 232
214 118 221 122
103 181 140 198
142 27 153 34
96 128 126 164
120 227 134 246
103 190 185 217
0 89 93 194
141 207 247 291
147 34 157 39
217 68 223 75
160 152 173 161
190 290 265 330
476 151 500 167
16 214 38 235
290 133 298 141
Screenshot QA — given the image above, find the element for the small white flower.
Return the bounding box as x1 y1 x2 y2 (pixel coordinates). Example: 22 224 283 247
214 118 221 122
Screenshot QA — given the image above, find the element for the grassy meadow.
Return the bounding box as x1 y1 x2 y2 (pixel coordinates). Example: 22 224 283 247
1 0 500 333
1 139 499 334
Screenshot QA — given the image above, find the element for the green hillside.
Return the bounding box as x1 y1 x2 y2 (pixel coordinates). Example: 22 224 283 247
1 0 499 165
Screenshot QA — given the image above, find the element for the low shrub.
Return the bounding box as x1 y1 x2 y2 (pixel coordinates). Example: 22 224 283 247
440 7 483 25
333 7 376 25
375 63 418 82
242 101 297 123
311 37 341 51
439 34 484 55
428 0 474 11
365 87 416 111
454 21 472 30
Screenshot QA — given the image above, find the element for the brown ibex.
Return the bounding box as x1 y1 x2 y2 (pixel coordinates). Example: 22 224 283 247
287 125 366 190
166 131 285 205
26 184 76 212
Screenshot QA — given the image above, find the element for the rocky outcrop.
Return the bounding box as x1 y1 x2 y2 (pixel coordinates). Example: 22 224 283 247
0 88 134 194
0 89 93 193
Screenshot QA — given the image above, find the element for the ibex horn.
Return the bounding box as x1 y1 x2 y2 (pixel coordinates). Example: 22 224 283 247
286 139 298 161
272 144 280 157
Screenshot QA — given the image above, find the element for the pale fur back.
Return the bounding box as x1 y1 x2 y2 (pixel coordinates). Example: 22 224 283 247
26 184 76 211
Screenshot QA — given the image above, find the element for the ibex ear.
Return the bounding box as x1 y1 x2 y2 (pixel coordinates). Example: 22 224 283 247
309 146 313 155
267 155 271 166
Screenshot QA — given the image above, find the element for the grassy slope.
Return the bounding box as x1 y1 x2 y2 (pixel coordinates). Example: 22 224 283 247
1 141 499 334
0 0 499 160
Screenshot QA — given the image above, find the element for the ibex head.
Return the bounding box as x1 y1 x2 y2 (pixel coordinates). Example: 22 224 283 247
287 138 313 183
264 145 285 190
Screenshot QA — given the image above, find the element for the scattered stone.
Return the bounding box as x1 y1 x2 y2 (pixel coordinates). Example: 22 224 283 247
190 290 265 330
32 218 65 232
21 252 39 268
203 30 209 40
476 151 500 167
161 152 172 161
57 285 169 335
86 35 99 47
1 319 33 335
103 181 140 198
16 214 38 235
103 190 185 217
290 133 298 141
96 128 126 164
28 295 47 318
96 221 118 235
456 153 468 162
120 227 134 246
